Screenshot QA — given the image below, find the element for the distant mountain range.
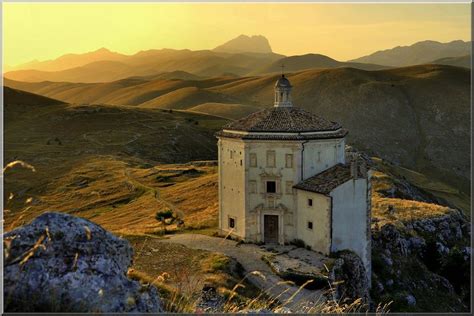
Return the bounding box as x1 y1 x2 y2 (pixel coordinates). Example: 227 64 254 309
7 47 128 73
351 40 471 67
4 36 470 84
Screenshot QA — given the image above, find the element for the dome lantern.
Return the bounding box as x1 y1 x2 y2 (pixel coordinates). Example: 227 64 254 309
274 74 293 107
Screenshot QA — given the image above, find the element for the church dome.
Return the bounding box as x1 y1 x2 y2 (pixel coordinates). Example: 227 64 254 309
216 74 347 140
275 74 291 88
223 107 341 133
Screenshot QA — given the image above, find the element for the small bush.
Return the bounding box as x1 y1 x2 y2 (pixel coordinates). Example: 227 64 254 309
155 209 174 221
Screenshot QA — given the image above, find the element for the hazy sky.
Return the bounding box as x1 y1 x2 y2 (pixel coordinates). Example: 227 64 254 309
3 3 471 66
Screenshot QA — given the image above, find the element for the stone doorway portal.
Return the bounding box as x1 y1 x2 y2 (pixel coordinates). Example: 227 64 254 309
264 215 279 244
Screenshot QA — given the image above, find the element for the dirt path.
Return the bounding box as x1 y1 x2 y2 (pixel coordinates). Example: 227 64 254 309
161 234 326 311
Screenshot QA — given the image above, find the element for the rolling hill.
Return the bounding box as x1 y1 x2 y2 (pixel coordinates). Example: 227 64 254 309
351 40 471 67
252 54 389 74
429 55 471 69
6 64 469 192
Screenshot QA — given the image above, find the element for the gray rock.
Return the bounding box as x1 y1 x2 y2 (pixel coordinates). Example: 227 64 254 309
195 285 226 313
438 221 450 230
406 294 416 306
381 254 393 267
274 306 293 313
238 309 274 314
436 242 450 255
375 281 384 293
329 251 369 303
409 236 426 250
3 212 162 313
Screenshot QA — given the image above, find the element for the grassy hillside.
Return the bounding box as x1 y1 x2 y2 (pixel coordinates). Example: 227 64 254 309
3 87 227 233
186 103 261 120
5 64 470 193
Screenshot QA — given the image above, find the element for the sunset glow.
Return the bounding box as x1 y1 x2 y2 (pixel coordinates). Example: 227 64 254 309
3 3 471 67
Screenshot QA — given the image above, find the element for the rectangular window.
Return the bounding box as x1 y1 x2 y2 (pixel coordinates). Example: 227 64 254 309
308 199 313 207
266 181 276 193
266 150 276 167
285 181 294 194
285 154 293 168
249 180 257 194
250 153 257 167
229 217 235 229
307 221 313 230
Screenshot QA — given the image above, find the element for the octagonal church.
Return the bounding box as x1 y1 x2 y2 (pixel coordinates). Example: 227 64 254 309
216 74 371 275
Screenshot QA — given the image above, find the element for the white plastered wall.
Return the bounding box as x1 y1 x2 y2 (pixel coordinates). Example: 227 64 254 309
330 178 371 283
218 138 247 238
302 138 345 180
295 190 331 254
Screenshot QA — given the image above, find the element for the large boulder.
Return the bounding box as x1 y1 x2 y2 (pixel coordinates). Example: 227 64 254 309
329 250 369 304
3 212 162 312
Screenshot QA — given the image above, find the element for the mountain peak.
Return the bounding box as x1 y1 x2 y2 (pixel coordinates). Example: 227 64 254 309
213 34 272 54
94 47 112 53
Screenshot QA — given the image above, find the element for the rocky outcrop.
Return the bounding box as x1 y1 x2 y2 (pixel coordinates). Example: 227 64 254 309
329 250 370 304
371 209 470 312
3 212 162 313
262 247 333 290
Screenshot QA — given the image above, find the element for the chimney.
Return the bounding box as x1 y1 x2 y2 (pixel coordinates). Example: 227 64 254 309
351 156 359 179
360 160 368 178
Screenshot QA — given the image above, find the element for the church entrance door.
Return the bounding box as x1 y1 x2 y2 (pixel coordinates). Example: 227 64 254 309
264 215 279 244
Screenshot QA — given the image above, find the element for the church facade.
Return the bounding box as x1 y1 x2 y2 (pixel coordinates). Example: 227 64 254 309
216 75 371 277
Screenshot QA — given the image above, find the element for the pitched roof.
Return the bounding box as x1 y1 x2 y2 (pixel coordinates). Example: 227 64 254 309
294 163 365 194
222 107 342 133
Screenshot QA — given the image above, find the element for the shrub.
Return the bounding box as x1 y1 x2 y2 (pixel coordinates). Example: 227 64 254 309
155 209 174 221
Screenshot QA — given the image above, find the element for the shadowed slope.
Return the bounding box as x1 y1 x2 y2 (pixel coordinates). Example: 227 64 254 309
4 86 65 106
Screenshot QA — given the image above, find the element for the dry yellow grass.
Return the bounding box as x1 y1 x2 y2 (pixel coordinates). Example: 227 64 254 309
3 156 219 236
371 170 451 228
